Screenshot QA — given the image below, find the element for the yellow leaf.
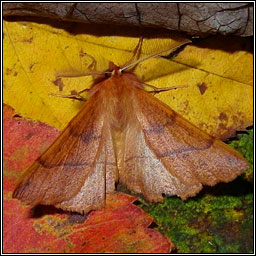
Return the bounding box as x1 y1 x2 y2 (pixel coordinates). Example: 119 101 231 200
150 36 252 138
3 21 252 139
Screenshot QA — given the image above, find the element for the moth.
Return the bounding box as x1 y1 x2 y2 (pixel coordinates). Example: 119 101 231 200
13 39 249 214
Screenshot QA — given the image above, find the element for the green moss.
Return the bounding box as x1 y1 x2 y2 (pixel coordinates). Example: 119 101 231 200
229 129 253 164
229 129 253 182
138 128 253 253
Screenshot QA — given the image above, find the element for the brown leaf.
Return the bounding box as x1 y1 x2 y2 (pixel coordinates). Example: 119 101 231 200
3 3 253 36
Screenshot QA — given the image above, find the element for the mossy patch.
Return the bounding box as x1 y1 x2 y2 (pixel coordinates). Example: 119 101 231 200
138 129 253 253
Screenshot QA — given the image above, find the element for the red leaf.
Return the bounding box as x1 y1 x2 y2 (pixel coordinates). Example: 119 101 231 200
3 104 173 253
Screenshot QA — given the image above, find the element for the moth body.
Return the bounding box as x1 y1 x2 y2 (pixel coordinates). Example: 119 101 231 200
13 64 249 214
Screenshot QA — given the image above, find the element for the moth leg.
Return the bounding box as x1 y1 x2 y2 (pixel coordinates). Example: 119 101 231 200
123 37 143 68
50 88 89 101
55 70 106 78
138 82 188 94
52 69 106 101
84 53 97 71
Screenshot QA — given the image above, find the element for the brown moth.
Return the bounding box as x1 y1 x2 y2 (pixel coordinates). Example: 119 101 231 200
13 39 249 214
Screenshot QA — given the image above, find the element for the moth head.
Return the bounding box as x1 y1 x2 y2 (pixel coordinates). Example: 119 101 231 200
106 61 123 77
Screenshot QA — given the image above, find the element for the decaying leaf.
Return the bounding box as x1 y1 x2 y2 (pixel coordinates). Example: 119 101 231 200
3 3 253 36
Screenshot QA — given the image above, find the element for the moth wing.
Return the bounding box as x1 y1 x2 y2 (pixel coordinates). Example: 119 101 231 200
13 95 117 213
120 87 249 201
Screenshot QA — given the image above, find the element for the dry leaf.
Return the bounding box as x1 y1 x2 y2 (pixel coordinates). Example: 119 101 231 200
3 3 253 36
